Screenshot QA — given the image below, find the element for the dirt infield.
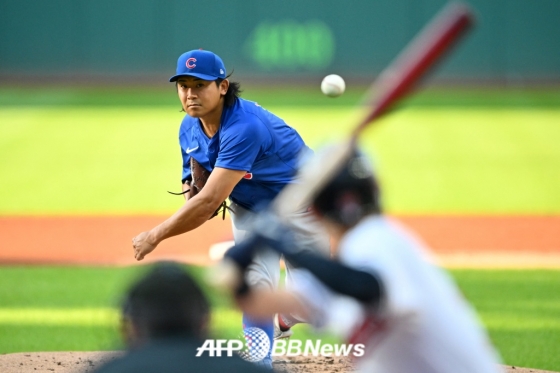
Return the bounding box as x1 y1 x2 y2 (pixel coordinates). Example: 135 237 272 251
1 215 558 267
0 352 557 373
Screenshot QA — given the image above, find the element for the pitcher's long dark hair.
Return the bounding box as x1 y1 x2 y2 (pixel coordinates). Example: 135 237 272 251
217 71 242 107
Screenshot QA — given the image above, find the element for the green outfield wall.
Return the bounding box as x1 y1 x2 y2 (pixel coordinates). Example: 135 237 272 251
1 0 559 83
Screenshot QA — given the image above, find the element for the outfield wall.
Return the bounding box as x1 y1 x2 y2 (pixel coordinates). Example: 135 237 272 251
1 0 559 83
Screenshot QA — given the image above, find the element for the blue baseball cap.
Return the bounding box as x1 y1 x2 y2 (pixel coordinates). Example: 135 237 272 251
169 50 227 82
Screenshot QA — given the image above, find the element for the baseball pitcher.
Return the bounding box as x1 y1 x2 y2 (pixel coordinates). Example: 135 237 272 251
131 49 329 369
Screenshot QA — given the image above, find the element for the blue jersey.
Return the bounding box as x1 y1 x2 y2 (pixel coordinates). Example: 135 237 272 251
179 98 310 211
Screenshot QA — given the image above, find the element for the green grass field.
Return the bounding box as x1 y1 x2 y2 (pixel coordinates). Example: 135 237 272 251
0 266 559 370
1 86 559 215
1 86 559 370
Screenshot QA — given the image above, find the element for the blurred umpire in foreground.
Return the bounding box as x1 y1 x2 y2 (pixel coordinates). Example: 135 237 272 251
93 262 266 373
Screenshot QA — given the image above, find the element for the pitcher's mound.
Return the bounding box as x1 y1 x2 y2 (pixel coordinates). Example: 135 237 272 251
0 351 558 373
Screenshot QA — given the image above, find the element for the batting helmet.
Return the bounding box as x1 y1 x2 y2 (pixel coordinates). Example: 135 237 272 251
312 149 381 228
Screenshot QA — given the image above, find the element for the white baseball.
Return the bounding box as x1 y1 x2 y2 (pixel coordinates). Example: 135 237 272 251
321 74 346 97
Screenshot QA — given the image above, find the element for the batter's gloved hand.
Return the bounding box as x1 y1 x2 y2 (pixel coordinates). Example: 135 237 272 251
223 234 263 271
222 211 294 268
206 234 263 296
207 212 298 295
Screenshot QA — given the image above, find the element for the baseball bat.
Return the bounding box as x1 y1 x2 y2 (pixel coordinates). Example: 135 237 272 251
208 2 474 291
273 2 474 218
